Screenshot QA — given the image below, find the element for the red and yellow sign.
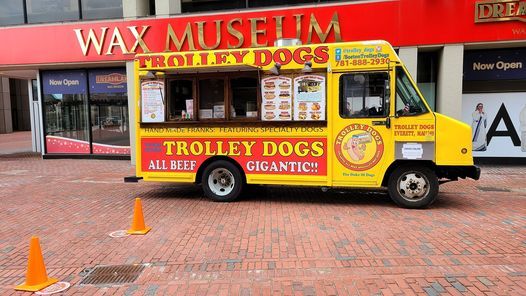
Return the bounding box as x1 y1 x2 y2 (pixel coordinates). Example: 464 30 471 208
334 124 384 171
1 1 525 66
141 138 327 175
137 46 329 69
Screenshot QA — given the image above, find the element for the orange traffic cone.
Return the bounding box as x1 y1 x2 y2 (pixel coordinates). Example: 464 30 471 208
15 236 58 292
127 198 151 235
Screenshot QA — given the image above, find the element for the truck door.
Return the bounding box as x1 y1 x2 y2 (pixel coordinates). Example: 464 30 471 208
390 66 436 164
331 71 394 187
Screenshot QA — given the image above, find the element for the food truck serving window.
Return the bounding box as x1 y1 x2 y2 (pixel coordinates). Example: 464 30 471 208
142 70 328 123
166 71 259 121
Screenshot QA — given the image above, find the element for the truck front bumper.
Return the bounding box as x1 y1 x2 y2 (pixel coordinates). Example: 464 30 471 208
465 165 481 180
437 165 481 181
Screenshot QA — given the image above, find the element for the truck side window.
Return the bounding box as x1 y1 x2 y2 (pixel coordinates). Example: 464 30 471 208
340 72 389 118
395 67 429 116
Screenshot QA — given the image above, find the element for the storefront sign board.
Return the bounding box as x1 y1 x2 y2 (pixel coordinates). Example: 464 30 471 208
42 71 87 95
89 69 127 93
464 49 526 81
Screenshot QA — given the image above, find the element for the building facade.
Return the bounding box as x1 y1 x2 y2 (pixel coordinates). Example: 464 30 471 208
0 0 525 161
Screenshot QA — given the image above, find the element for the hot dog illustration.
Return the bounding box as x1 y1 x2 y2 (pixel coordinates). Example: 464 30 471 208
343 133 372 161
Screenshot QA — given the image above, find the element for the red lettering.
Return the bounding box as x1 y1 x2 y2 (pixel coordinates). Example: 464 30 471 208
137 56 150 68
199 52 208 65
214 51 229 64
313 46 329 63
273 48 293 65
184 53 194 66
151 55 165 68
231 50 249 63
167 54 185 67
293 47 313 63
254 49 272 66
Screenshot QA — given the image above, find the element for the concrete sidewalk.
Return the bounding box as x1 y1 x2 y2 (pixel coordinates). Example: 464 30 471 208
0 154 524 295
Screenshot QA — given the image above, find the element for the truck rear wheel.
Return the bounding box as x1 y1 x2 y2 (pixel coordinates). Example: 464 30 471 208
388 165 438 209
202 160 243 202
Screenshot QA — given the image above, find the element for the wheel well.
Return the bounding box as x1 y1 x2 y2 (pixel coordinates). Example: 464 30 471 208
381 160 436 187
195 156 246 184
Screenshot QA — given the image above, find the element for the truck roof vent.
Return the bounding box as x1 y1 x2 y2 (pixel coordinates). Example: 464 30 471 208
274 38 302 47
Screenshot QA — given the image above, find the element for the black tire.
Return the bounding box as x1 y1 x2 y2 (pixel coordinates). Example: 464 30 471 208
387 165 438 209
202 160 244 202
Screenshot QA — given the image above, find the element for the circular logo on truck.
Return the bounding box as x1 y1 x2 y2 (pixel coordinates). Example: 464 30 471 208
334 124 384 171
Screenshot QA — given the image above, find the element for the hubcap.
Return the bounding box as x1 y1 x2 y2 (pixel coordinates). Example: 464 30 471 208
397 172 429 201
208 168 235 196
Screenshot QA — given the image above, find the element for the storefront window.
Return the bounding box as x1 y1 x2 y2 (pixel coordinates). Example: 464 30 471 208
181 0 343 12
462 48 526 158
249 0 341 8
42 69 129 155
182 0 245 13
26 0 79 24
417 51 438 111
42 71 90 154
81 0 122 20
88 69 129 155
0 0 25 26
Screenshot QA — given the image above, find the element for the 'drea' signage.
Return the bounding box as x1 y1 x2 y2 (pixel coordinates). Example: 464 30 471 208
42 71 87 95
463 49 526 81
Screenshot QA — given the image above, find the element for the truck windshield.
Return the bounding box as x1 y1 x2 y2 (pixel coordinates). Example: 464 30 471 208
395 67 428 116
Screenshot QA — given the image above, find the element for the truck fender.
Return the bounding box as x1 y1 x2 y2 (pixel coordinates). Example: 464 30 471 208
195 156 246 185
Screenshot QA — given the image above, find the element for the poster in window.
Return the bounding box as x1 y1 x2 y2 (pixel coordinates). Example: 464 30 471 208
462 92 526 157
141 80 165 123
293 74 326 121
261 76 292 121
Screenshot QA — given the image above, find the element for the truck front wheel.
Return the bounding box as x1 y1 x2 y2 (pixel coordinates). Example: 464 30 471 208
388 166 438 209
202 160 244 202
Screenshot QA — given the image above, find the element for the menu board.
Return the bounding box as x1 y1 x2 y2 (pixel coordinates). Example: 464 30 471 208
141 80 165 122
261 76 292 121
293 74 326 121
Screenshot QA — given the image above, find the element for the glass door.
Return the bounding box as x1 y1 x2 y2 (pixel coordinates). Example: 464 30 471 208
42 71 91 154
88 69 130 155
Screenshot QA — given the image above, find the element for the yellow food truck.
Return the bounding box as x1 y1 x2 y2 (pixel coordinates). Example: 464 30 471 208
130 40 480 208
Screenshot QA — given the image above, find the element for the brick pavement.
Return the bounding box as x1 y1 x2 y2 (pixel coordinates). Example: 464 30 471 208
0 132 32 155
0 153 524 295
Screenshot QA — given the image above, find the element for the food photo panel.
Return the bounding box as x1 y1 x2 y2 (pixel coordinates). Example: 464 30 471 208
261 75 293 121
